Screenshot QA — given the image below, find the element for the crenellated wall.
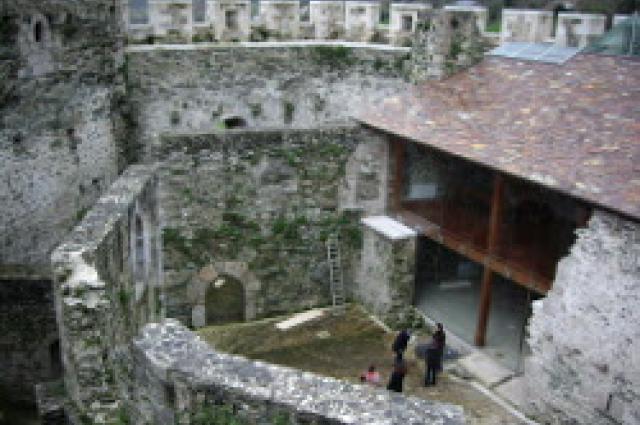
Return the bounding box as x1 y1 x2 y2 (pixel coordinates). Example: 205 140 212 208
51 165 162 423
410 9 487 82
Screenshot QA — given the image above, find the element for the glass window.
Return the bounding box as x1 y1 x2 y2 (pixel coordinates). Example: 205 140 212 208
193 0 207 23
130 0 149 25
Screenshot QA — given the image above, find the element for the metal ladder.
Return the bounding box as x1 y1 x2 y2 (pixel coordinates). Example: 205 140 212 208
326 234 346 314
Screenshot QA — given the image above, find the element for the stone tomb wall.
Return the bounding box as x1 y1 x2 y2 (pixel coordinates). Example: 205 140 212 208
156 126 389 326
526 210 640 425
51 165 162 423
125 43 410 161
132 319 466 425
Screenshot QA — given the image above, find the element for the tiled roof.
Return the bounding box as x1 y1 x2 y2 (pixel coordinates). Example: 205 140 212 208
356 54 640 220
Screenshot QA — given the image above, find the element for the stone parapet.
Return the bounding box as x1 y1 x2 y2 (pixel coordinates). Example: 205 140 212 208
51 165 162 423
133 319 466 424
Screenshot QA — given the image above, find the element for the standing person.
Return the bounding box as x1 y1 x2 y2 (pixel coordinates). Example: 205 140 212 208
433 323 446 371
425 344 439 386
392 328 410 362
386 359 407 393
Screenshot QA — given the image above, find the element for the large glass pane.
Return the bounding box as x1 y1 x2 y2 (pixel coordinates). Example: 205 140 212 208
485 275 540 372
415 237 482 346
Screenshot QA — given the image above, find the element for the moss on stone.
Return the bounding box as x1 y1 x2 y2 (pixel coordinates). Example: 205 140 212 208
310 46 356 69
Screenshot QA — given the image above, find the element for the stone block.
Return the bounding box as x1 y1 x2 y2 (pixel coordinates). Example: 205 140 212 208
191 304 206 328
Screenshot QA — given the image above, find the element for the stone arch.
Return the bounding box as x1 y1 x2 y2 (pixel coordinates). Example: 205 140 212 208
190 261 262 328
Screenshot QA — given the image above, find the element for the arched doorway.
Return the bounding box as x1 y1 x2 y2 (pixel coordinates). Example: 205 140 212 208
205 275 244 325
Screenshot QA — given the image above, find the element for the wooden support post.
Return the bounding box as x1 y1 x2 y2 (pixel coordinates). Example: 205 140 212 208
474 174 504 347
392 139 405 212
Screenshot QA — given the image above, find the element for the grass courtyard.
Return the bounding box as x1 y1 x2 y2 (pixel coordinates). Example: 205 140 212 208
197 305 528 425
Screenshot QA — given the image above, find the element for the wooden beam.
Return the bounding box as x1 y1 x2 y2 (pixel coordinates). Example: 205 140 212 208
475 268 494 346
475 174 504 347
397 209 551 294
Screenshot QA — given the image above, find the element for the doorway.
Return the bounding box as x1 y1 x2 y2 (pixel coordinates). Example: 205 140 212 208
205 275 245 325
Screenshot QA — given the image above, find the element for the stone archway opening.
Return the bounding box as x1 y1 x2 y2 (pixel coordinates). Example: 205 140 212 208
205 275 245 325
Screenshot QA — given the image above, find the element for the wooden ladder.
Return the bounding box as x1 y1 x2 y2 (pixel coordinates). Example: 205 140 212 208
326 234 346 314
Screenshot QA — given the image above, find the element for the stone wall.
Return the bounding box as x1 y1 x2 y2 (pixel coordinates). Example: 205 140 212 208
125 42 410 161
156 126 389 325
0 0 125 269
132 319 466 425
390 2 431 46
0 278 60 406
260 0 300 40
410 9 487 82
356 217 416 327
309 1 345 39
345 1 380 42
51 165 162 423
526 209 640 425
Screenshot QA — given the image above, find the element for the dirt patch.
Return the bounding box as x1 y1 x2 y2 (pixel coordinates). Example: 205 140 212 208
198 306 528 425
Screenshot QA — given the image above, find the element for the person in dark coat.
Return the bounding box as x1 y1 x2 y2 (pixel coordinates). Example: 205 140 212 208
392 329 410 362
386 359 407 393
433 323 446 371
425 344 439 386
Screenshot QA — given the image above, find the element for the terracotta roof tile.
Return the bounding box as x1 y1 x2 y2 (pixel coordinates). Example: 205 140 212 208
357 54 640 220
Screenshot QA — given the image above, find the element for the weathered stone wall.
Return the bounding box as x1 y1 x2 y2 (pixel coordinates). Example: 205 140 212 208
344 1 380 42
356 217 416 327
390 2 431 46
126 42 410 161
500 9 553 44
156 126 388 325
526 210 640 425
51 165 162 423
260 0 300 40
0 278 60 406
410 9 486 82
132 319 466 425
309 1 345 39
0 0 125 269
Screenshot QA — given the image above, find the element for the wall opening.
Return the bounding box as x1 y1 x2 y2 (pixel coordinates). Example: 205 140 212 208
223 116 247 128
402 15 413 32
193 0 207 23
225 10 238 30
34 21 43 42
205 276 244 325
49 340 62 377
134 214 145 281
